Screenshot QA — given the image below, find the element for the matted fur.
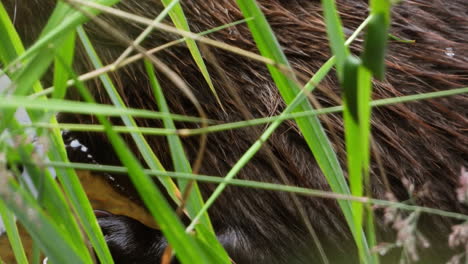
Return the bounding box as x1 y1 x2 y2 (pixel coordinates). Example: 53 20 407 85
4 0 468 263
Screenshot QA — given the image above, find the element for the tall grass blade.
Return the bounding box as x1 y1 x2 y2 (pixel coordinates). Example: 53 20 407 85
233 0 349 209
52 32 76 99
320 0 349 79
0 199 28 264
0 180 88 264
145 61 230 262
0 3 113 262
77 26 181 204
161 0 223 109
5 0 122 67
362 0 391 80
320 0 374 261
71 36 219 263
0 3 23 63
234 0 374 260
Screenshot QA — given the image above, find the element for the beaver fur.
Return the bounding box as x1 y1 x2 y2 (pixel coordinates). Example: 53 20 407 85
4 0 468 263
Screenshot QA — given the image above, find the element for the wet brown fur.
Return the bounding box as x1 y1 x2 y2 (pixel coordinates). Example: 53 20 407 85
3 0 468 263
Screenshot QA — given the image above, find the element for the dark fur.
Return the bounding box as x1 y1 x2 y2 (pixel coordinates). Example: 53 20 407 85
4 0 468 263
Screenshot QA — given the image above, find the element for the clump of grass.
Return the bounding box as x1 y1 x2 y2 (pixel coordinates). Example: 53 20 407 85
0 0 467 264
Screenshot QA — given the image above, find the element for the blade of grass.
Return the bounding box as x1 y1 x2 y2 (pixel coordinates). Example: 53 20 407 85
31 242 41 264
77 26 181 204
4 0 122 70
0 95 207 122
41 161 468 223
0 199 28 264
0 8 93 260
234 0 352 202
233 0 371 261
186 6 368 248
145 60 204 224
1 3 111 262
54 43 116 264
321 0 349 79
67 54 218 264
6 129 93 260
160 0 223 109
320 0 375 261
113 0 179 66
4 86 467 136
342 55 374 262
145 61 230 262
0 179 89 264
361 0 391 80
359 2 391 261
54 35 116 263
342 55 363 256
0 3 24 63
45 118 115 264
52 32 76 99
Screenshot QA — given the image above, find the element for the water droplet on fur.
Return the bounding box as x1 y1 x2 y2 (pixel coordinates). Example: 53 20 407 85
445 47 455 57
70 139 81 148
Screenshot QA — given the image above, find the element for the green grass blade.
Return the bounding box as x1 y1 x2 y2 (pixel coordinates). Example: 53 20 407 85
54 42 115 264
233 0 347 198
6 126 93 260
0 7 92 259
320 0 375 261
342 55 363 252
114 0 179 66
77 27 181 204
52 32 76 99
161 0 223 109
0 4 110 262
356 66 373 261
31 242 41 264
362 0 391 80
357 67 373 202
342 55 374 262
320 0 349 80
234 0 355 196
0 95 206 122
233 0 372 258
73 31 219 263
3 85 466 137
145 61 230 263
359 2 391 262
72 78 212 263
0 179 89 264
41 160 468 222
5 0 122 68
46 132 115 264
145 60 205 224
361 14 389 80
0 199 29 264
0 3 24 63
0 184 86 264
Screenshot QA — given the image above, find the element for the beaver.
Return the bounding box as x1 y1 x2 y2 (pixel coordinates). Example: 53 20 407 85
3 0 468 263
